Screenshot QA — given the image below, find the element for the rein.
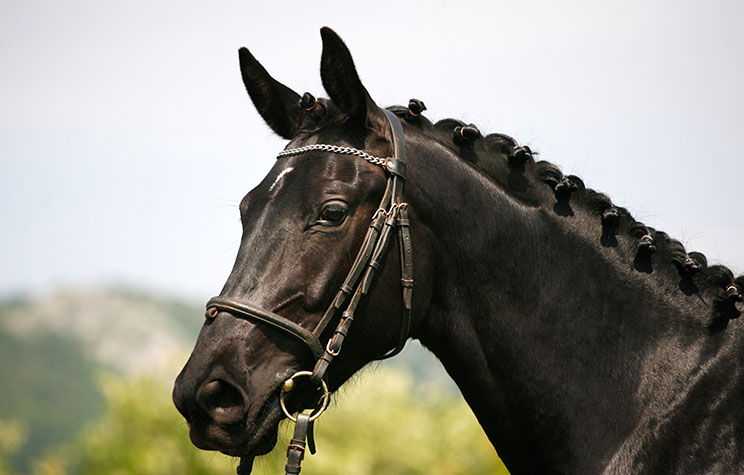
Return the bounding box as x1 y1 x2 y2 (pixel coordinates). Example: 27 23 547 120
205 109 413 475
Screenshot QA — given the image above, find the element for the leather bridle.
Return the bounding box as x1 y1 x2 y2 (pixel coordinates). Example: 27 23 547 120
204 109 413 474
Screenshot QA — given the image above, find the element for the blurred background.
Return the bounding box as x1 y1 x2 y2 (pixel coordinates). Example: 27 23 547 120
1 0 742 473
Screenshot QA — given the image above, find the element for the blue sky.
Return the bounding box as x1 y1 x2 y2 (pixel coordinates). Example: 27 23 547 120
1 0 742 301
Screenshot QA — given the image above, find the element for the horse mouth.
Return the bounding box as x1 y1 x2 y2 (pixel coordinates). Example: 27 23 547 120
221 376 322 459
230 395 286 457
188 389 286 459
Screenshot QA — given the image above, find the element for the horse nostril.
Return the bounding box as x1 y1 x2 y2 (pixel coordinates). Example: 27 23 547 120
201 380 241 408
196 379 247 426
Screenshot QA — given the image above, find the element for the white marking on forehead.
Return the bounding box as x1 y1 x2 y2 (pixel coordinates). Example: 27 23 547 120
269 166 294 192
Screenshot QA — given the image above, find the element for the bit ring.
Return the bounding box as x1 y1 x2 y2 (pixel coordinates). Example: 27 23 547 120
279 371 330 422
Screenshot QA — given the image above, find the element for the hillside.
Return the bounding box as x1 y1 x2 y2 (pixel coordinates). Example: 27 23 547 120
0 288 203 472
0 289 202 374
0 288 458 473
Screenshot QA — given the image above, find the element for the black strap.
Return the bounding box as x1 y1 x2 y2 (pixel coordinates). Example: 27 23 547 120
384 109 407 168
207 297 324 359
237 456 254 475
311 208 388 338
393 204 413 355
285 413 313 475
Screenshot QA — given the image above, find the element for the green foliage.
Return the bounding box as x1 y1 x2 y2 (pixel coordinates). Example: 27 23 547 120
0 420 27 475
0 290 509 474
0 329 103 473
0 288 202 471
38 374 237 475
305 368 509 475
40 368 509 475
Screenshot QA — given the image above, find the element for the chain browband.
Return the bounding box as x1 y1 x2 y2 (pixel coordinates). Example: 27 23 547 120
277 144 388 166
276 143 407 178
205 110 413 475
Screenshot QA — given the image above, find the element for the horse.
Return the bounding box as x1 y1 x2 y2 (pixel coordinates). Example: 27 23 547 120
173 27 744 474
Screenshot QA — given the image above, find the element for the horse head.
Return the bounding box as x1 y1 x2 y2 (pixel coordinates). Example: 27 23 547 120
173 27 432 468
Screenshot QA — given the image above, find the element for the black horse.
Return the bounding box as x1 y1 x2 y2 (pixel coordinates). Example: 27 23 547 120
173 28 744 474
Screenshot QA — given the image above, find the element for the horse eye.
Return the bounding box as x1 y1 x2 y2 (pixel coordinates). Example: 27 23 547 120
317 201 348 225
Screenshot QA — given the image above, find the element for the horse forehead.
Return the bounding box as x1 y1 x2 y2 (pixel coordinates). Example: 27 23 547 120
279 152 381 187
268 166 294 192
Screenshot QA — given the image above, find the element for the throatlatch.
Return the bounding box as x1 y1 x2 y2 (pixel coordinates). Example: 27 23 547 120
207 110 413 475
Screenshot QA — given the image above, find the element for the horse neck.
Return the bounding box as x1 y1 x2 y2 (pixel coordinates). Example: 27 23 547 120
405 134 741 472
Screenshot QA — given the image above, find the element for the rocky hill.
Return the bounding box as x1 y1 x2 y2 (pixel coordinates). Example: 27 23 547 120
0 288 203 472
0 288 201 374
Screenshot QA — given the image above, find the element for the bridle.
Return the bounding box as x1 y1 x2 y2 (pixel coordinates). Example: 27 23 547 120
204 109 413 475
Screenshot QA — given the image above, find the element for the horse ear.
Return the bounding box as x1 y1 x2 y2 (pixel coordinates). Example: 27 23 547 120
238 47 301 139
319 27 381 128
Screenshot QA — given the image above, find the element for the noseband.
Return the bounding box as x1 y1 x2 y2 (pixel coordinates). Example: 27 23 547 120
204 110 413 474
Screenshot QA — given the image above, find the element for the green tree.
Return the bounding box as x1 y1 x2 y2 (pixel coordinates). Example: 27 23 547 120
307 368 509 475
37 374 239 475
40 369 509 474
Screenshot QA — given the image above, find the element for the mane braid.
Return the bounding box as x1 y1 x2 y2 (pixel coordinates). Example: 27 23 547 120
405 109 743 325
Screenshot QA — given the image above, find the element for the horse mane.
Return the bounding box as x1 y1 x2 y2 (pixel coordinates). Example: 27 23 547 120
387 106 743 327
289 100 742 325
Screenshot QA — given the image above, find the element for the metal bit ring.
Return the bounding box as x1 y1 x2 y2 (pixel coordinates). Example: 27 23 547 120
279 371 330 422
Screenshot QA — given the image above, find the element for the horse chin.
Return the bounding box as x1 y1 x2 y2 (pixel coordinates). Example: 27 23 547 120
231 403 285 457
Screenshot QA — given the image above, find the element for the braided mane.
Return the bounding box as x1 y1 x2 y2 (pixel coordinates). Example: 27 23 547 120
388 106 743 328
289 96 742 326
